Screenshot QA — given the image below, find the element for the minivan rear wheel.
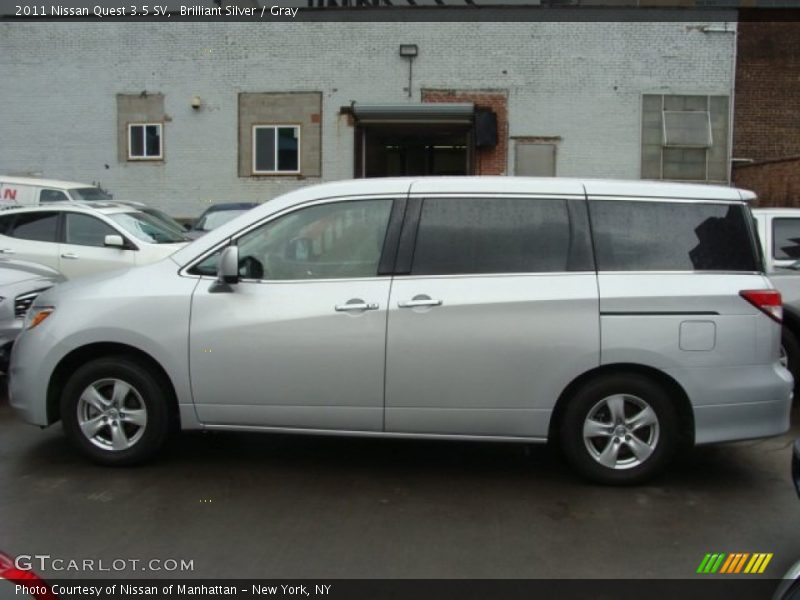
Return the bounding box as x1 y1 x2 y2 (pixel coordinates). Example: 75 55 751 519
560 374 679 485
61 357 171 466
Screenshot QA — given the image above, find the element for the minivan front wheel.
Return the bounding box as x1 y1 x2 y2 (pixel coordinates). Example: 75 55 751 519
61 357 171 466
560 374 679 485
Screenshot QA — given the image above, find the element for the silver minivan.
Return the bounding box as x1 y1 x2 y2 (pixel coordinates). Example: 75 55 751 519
9 177 793 484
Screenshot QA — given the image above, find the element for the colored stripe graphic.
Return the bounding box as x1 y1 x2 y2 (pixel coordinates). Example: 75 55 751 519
719 554 736 574
698 553 774 575
700 553 727 573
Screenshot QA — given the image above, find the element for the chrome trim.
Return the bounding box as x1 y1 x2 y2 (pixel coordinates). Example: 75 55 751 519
202 424 548 444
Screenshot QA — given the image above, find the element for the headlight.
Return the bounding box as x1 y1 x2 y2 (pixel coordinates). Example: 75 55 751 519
24 307 54 330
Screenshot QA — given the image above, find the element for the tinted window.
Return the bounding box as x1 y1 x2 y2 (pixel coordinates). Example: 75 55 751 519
0 215 15 235
191 199 393 280
65 214 117 247
591 201 758 272
773 218 800 260
39 189 69 203
9 212 59 242
411 198 572 275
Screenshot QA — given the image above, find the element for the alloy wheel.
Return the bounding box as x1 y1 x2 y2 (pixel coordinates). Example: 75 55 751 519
76 378 147 451
582 394 660 470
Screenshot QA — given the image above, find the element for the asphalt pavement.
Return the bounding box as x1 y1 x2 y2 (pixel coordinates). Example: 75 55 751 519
1 383 798 580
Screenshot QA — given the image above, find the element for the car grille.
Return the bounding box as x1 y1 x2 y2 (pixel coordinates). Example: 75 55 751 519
14 288 51 318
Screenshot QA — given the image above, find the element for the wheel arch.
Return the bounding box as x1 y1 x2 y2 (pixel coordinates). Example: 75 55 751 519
47 342 179 427
548 363 695 448
782 305 800 339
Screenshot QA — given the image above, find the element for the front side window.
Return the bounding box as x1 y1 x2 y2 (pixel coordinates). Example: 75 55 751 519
39 189 69 203
252 125 300 174
8 212 59 242
191 199 393 280
773 218 800 261
590 200 758 272
128 123 163 160
65 214 118 247
411 198 573 275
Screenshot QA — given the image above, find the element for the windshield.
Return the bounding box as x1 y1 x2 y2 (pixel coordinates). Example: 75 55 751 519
195 209 249 232
68 187 113 201
109 211 187 244
142 207 189 237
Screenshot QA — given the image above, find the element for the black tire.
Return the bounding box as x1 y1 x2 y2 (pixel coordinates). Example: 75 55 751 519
60 356 172 466
781 326 800 393
559 373 679 485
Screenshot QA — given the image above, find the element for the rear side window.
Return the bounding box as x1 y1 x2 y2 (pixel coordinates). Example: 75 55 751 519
0 215 15 235
411 197 584 275
8 212 59 242
590 200 758 272
772 218 800 260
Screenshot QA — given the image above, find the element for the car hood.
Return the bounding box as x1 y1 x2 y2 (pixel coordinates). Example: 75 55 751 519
0 260 64 285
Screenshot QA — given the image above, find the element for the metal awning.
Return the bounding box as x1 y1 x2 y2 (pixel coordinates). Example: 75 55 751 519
350 102 475 124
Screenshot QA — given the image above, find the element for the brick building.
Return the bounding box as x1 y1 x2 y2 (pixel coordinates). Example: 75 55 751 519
0 19 737 217
732 21 800 206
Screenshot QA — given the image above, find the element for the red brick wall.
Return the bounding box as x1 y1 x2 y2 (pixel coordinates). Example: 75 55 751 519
734 22 800 163
422 89 508 175
733 157 800 207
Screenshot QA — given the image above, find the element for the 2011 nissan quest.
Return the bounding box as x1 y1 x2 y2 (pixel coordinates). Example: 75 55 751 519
9 177 794 484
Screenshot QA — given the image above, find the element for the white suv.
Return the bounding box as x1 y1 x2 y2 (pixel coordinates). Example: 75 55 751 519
0 203 188 279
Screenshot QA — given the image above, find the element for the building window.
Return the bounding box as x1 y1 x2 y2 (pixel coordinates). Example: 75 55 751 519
514 141 557 176
252 125 300 174
641 95 729 183
128 123 163 160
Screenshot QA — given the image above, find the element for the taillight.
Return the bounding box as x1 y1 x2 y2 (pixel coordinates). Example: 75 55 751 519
740 289 783 323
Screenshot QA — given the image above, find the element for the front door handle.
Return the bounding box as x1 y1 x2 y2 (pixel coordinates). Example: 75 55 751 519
60 253 78 259
0 248 14 255
335 299 379 312
398 296 443 308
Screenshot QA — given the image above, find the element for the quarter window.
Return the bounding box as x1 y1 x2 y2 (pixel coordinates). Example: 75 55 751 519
411 198 574 275
128 123 163 160
590 200 758 272
8 212 59 242
65 214 118 248
191 199 393 280
773 218 800 261
252 125 300 174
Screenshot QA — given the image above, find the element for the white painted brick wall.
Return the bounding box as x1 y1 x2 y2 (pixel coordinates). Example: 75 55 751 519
0 21 735 217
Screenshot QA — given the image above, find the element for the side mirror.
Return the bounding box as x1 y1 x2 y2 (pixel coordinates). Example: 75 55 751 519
104 234 125 248
217 246 240 285
183 223 192 232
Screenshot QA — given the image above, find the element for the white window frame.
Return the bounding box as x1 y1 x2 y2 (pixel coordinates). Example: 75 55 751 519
127 122 163 161
657 95 709 182
252 125 301 175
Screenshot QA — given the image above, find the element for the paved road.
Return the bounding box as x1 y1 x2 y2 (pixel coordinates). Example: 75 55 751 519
1 387 798 580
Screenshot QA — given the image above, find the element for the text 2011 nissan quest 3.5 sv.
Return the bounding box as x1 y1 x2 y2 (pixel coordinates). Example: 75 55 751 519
9 177 793 484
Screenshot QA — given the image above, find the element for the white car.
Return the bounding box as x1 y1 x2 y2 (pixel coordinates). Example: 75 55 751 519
0 203 188 279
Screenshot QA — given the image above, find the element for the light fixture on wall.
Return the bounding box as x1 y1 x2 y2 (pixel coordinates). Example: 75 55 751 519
399 44 419 98
190 96 202 110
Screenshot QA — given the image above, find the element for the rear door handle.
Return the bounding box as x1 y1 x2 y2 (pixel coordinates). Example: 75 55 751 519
398 297 443 308
335 300 379 312
60 253 78 259
0 248 14 255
